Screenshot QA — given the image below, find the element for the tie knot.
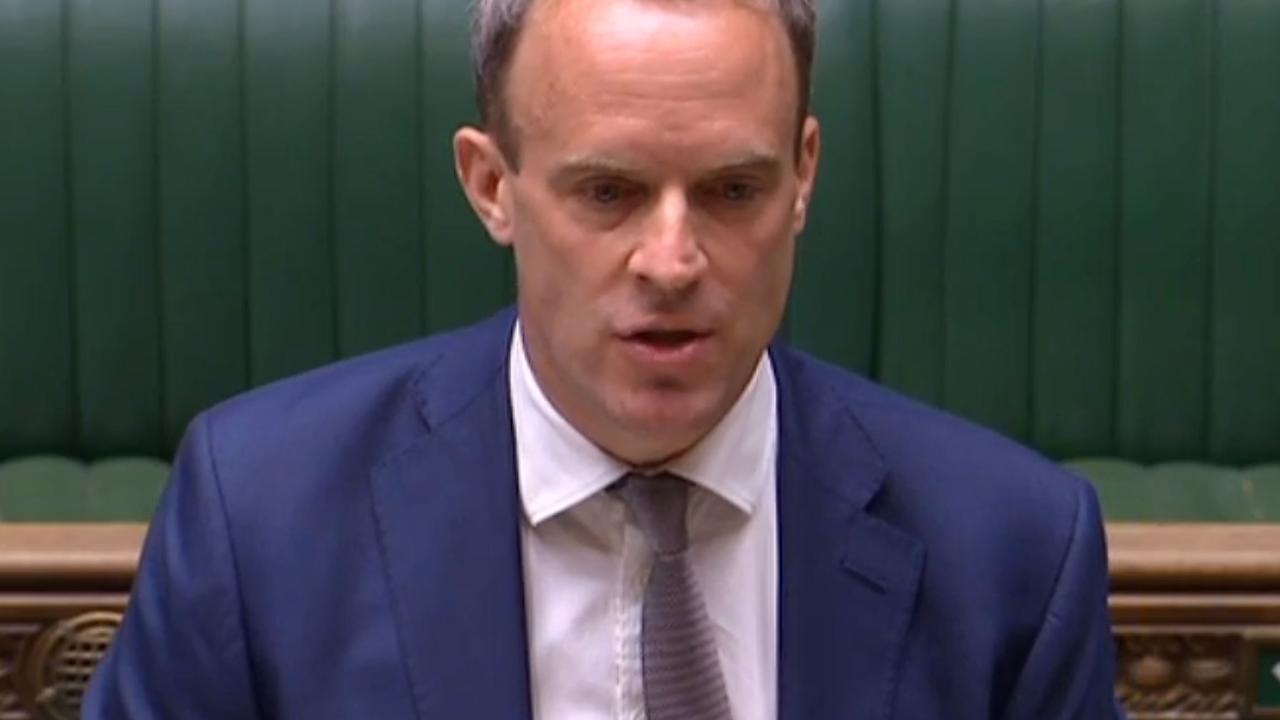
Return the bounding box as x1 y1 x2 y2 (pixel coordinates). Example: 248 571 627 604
613 472 689 556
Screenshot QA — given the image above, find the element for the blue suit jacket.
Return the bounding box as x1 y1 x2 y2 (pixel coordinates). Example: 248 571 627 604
85 310 1122 718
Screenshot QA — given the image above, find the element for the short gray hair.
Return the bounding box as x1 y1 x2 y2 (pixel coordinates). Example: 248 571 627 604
471 0 817 163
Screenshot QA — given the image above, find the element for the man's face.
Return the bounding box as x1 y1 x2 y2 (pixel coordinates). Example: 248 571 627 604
456 0 820 464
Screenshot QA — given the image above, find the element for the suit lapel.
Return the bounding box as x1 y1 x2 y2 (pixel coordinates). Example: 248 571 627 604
366 318 924 719
774 349 926 720
369 313 533 720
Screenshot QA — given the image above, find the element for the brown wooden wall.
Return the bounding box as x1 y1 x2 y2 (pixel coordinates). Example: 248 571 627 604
4 524 1280 719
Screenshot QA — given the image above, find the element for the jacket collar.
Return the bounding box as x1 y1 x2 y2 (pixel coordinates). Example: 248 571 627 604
370 311 924 720
369 309 533 720
772 345 925 720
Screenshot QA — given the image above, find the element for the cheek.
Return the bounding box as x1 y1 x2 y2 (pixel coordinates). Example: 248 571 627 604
511 200 627 356
708 229 794 346
748 239 794 323
515 192 626 294
754 203 799 286
512 193 577 293
713 215 795 298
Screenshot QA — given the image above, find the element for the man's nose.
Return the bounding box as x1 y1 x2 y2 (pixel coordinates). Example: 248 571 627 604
626 191 708 295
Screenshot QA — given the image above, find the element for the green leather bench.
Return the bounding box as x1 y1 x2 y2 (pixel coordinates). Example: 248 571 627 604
1 0 1277 523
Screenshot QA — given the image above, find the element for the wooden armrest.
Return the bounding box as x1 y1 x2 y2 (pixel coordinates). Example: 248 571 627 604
0 523 145 591
4 522 1280 590
3 521 1280 720
1107 523 1280 591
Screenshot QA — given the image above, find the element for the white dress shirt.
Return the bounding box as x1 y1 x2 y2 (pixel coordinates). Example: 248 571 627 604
510 324 779 720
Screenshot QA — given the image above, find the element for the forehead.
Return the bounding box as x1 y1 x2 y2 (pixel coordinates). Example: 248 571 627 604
505 0 798 165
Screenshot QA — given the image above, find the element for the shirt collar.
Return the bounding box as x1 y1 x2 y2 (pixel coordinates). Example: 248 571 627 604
510 322 777 527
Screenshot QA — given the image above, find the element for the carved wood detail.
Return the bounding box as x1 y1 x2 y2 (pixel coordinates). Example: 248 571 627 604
0 525 136 720
0 614 122 720
1114 630 1244 719
0 624 39 720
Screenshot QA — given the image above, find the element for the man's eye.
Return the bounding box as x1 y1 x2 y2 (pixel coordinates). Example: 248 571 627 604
587 182 626 205
718 181 758 203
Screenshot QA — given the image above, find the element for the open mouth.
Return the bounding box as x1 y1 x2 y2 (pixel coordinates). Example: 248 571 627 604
621 328 712 365
630 329 706 347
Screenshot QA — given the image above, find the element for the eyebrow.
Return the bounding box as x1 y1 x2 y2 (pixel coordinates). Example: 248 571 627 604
708 153 784 177
550 156 640 183
549 151 783 184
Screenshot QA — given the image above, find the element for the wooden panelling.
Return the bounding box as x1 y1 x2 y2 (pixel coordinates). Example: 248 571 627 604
5 523 1280 718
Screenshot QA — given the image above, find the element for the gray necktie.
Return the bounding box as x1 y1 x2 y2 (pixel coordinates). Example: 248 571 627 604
614 473 733 720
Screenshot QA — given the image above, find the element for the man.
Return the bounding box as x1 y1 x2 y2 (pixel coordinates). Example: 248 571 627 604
85 0 1123 717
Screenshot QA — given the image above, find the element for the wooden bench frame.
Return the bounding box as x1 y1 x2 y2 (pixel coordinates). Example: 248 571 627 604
1110 525 1280 719
4 524 1280 719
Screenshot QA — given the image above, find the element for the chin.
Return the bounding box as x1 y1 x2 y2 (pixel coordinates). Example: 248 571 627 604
611 385 724 448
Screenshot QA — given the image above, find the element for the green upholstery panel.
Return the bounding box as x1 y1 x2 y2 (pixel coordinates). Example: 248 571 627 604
1034 0 1119 461
788 0 878 371
0 0 514 462
1210 0 1280 463
0 457 168 522
1116 0 1217 462
158 0 250 448
2 0 1278 524
1070 460 1280 523
68 0 166 459
873 0 1280 465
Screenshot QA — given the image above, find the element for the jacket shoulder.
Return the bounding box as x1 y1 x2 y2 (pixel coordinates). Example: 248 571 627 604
185 310 513 510
204 311 511 444
778 346 1086 497
774 346 1108 687
773 345 1094 556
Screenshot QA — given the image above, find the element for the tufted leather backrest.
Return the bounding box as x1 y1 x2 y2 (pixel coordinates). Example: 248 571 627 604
2 0 1278 469
1 0 509 460
797 0 1280 466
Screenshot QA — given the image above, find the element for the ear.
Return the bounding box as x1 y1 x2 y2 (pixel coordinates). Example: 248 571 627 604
792 115 821 235
454 126 515 246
